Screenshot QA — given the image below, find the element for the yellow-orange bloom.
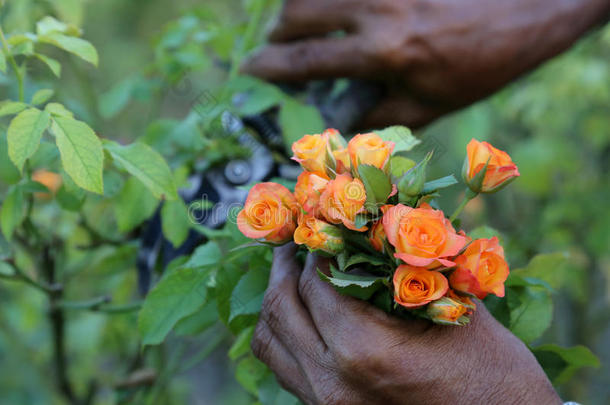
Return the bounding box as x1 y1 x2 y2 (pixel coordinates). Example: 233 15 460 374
463 139 520 193
369 220 386 252
32 170 62 199
348 133 394 171
292 133 331 176
393 265 448 308
449 237 509 299
383 203 469 268
294 171 329 216
426 297 469 325
237 183 298 244
332 148 351 174
319 173 367 231
294 215 344 254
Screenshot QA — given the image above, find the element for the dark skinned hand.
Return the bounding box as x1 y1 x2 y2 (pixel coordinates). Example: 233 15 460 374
251 244 562 405
242 0 610 129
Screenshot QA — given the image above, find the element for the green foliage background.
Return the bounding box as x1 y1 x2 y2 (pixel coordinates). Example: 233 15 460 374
0 0 609 404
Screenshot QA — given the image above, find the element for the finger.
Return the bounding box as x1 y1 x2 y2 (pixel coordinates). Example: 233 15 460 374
297 254 381 344
251 319 315 402
357 95 449 130
241 37 371 82
269 0 357 42
263 244 328 361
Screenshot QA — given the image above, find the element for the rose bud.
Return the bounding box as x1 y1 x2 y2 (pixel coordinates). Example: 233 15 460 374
368 220 386 252
292 133 333 177
294 215 344 255
237 183 299 244
319 173 367 231
426 297 469 325
32 170 62 199
383 203 469 268
347 132 395 172
325 128 347 150
332 148 351 174
449 237 509 299
462 139 520 193
294 171 329 216
393 265 449 308
447 289 476 313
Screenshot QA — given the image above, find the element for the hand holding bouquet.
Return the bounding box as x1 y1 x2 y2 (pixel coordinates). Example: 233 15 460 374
238 128 520 325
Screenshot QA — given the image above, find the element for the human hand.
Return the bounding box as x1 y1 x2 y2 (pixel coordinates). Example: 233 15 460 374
251 243 562 405
242 0 610 129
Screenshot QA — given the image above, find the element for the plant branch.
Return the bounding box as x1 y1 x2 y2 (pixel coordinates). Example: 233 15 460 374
449 189 478 223
0 24 25 102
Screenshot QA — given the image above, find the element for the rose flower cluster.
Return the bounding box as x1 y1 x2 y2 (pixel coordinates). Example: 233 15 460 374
237 128 520 325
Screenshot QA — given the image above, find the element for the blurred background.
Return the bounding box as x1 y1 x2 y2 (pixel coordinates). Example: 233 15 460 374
0 0 609 404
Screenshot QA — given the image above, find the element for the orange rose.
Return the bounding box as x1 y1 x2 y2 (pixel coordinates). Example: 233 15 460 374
449 237 509 299
294 171 329 216
294 215 344 254
463 139 520 193
348 133 394 171
332 148 351 174
325 128 347 150
292 133 331 176
369 220 386 252
426 297 469 325
383 203 469 268
393 265 448 308
32 170 62 199
237 183 298 243
319 173 367 231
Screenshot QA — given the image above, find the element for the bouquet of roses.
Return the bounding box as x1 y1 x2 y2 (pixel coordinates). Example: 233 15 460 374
237 128 520 325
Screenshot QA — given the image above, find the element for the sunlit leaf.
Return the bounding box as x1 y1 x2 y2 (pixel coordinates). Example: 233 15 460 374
51 116 104 194
7 108 51 172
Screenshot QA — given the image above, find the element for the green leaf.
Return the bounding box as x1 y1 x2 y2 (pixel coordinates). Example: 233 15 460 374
34 53 62 77
1 186 25 240
184 241 222 269
508 285 553 343
532 344 600 384
36 16 69 36
358 164 392 213
236 356 267 395
318 265 387 300
511 252 571 289
0 101 28 117
174 300 218 336
7 108 51 172
229 267 270 323
389 156 416 182
468 226 503 242
279 98 325 152
38 33 98 66
113 177 158 232
138 266 213 346
258 374 300 405
0 49 6 73
229 325 255 360
99 77 136 119
103 141 178 200
0 134 20 184
343 253 387 270
161 199 191 247
0 261 15 277
21 180 50 194
354 214 371 230
374 126 420 153
422 175 458 194
51 116 104 194
228 76 284 115
56 173 86 211
31 89 54 106
45 103 74 118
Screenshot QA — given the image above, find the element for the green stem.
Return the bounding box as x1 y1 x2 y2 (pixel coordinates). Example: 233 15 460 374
1 259 62 294
449 189 478 223
0 24 25 102
228 0 267 80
